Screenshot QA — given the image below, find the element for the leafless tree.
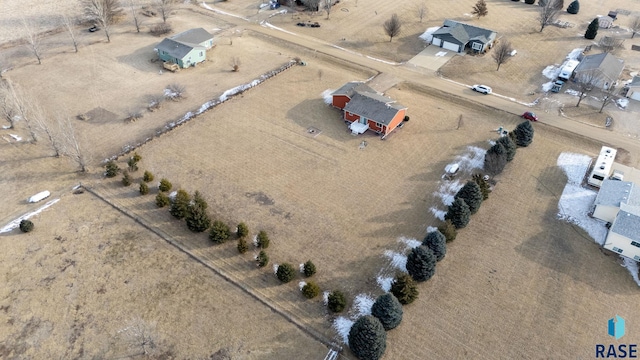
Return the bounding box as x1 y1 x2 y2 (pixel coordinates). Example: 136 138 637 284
416 3 427 23
22 19 43 65
631 17 640 39
155 0 175 24
598 90 616 113
471 0 488 18
301 0 320 12
58 116 89 172
317 69 324 80
598 36 624 54
61 14 80 53
3 80 37 141
383 14 402 42
32 106 64 157
492 38 513 71
231 57 241 72
129 0 142 33
117 318 159 357
456 115 464 130
323 0 332 19
574 70 603 107
0 83 17 128
82 0 123 43
538 0 561 32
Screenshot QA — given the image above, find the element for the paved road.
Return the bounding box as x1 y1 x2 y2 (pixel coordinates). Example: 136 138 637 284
204 4 640 166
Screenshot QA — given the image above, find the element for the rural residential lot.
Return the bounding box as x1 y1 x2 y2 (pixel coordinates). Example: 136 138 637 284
2 0 640 358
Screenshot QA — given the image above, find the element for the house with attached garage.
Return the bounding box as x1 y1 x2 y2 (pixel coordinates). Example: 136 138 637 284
331 82 407 139
624 76 640 101
573 53 624 90
154 28 214 69
592 179 640 261
430 20 496 53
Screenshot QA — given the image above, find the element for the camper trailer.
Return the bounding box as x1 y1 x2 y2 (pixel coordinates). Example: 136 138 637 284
558 60 580 81
588 146 617 187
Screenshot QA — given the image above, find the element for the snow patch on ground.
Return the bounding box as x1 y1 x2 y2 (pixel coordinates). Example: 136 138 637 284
426 226 437 233
542 65 561 80
333 317 354 344
322 89 334 104
398 236 421 249
622 258 640 287
273 264 279 274
298 281 307 291
299 263 305 273
253 235 259 247
260 21 297 36
376 275 394 292
616 98 629 109
9 134 21 141
419 26 441 42
201 2 249 20
0 198 60 233
430 207 446 221
566 48 584 60
434 179 463 206
323 291 330 305
542 81 554 92
2 125 10 129
556 153 607 245
383 250 407 272
565 89 580 96
352 294 374 317
456 146 487 171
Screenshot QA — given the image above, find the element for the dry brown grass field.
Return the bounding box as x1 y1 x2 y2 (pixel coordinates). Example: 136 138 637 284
2 0 640 358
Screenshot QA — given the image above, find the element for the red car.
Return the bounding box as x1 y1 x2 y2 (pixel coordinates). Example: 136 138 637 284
521 111 538 121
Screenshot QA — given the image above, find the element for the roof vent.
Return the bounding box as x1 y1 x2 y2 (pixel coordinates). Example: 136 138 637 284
606 149 611 153
600 166 605 170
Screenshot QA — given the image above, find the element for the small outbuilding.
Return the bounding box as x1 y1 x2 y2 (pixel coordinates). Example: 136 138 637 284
154 28 214 69
330 82 407 138
430 20 496 53
598 16 615 29
625 76 640 101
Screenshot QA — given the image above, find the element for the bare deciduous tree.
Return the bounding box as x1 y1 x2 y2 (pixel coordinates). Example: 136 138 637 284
58 116 89 172
32 105 64 157
598 36 624 54
231 57 241 72
61 14 80 53
471 0 488 18
383 14 402 42
3 80 37 141
0 83 17 128
156 0 175 23
416 3 427 23
492 38 513 71
574 70 602 107
598 90 615 113
323 0 332 19
301 0 320 12
117 318 159 357
22 19 43 65
631 17 640 39
82 0 123 43
538 0 561 32
129 0 142 33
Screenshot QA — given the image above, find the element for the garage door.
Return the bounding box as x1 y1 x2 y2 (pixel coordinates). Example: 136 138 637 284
442 41 459 52
432 38 441 46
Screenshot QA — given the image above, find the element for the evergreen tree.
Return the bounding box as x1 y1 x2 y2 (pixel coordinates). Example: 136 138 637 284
328 290 347 313
105 160 120 178
158 178 172 192
155 192 170 207
236 222 249 238
348 316 387 360
371 293 403 331
471 0 488 17
209 220 231 243
192 190 208 210
472 173 491 200
170 189 190 219
406 246 437 282
276 263 296 283
423 230 447 261
139 182 149 195
237 238 249 253
444 198 471 229
257 250 269 267
455 181 483 215
438 219 458 242
566 0 579 14
19 219 34 233
121 171 132 186
496 135 516 161
484 142 508 176
512 120 535 147
256 230 270 249
390 273 419 305
303 260 317 277
302 281 320 298
585 18 598 39
185 200 211 232
143 170 154 183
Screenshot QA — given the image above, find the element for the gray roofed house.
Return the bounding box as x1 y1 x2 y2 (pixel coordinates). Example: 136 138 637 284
430 20 496 53
156 38 203 60
609 210 640 244
574 53 624 90
594 180 638 207
154 28 214 69
331 82 377 98
170 28 214 49
343 93 406 126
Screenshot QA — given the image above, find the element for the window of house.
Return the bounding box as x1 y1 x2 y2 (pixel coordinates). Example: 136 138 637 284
632 241 640 248
472 43 482 50
592 174 605 181
613 247 623 253
200 52 203 56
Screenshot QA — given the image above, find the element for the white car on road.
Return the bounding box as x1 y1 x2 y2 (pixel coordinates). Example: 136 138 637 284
471 85 492 95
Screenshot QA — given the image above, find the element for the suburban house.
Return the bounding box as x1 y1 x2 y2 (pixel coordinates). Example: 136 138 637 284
573 53 624 90
598 16 615 29
430 20 496 53
625 76 640 101
331 82 407 138
154 28 214 69
592 179 640 261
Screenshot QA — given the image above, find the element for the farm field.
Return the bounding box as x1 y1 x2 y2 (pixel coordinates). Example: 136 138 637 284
2 0 640 358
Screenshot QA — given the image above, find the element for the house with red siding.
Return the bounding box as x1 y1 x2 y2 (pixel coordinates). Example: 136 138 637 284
331 82 407 139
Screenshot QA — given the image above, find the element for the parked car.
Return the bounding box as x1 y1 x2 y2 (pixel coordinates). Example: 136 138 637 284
550 80 564 93
521 111 538 121
471 84 492 95
88 25 99 32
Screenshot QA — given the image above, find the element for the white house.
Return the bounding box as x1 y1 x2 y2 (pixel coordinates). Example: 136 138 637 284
625 76 640 101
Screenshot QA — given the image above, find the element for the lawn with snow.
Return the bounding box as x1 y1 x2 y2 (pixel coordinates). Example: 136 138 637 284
616 98 628 109
419 26 441 43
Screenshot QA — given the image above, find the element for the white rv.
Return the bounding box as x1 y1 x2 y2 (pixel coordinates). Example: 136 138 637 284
558 60 580 81
588 146 617 187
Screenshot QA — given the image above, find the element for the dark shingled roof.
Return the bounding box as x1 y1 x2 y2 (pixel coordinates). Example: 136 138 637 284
170 28 213 46
594 180 638 207
343 92 406 125
155 38 200 59
331 82 377 98
575 53 624 82
433 20 496 46
611 210 640 242
628 76 640 88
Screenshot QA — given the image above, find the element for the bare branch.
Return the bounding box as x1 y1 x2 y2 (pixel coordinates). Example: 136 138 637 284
155 0 175 24
574 69 603 107
61 14 80 53
471 0 488 18
129 0 142 32
31 104 64 157
631 17 640 39
538 0 561 32
3 80 37 141
22 18 43 65
58 116 89 172
492 38 513 71
323 0 332 19
416 3 427 23
383 14 401 42
82 0 123 42
598 36 624 54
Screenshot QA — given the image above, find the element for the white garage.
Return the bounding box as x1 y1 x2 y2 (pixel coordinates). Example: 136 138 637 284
442 41 460 52
432 38 441 46
626 76 640 101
